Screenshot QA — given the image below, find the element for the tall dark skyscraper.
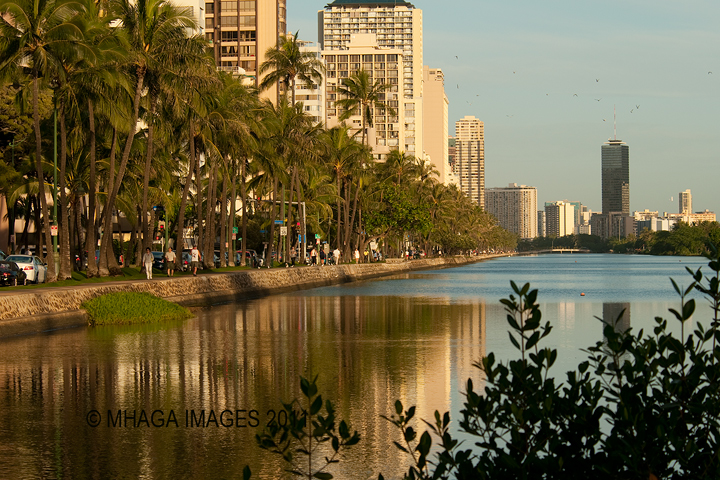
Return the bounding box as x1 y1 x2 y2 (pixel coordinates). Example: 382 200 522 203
601 138 629 215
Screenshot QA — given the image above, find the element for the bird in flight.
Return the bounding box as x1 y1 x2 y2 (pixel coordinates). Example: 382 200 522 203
603 119 606 122
573 93 578 97
630 109 634 113
455 56 458 59
506 115 513 118
596 79 599 82
709 71 713 74
594 98 602 102
456 84 459 89
636 104 640 109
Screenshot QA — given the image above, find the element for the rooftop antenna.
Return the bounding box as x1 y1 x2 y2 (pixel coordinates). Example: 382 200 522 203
613 104 617 140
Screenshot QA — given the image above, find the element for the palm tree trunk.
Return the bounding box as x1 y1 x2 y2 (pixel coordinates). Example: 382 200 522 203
336 175 342 250
175 134 195 269
141 119 154 253
287 166 296 260
241 158 247 267
268 179 277 268
57 105 72 280
196 143 204 262
203 162 217 268
98 72 145 276
229 158 237 267
85 99 98 277
32 74 56 281
220 172 227 267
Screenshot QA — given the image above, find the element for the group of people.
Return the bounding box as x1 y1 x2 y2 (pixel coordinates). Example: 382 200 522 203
307 246 363 266
142 245 200 280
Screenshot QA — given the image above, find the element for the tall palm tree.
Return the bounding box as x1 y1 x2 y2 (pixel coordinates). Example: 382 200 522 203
97 0 199 276
335 69 396 148
258 31 324 106
0 0 86 281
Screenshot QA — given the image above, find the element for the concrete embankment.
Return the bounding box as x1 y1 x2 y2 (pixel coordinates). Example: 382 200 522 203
0 254 508 338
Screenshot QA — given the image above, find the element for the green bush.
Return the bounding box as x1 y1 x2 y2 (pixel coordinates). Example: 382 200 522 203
82 292 193 326
381 247 720 479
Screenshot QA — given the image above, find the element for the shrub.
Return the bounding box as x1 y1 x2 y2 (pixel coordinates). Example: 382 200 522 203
82 292 193 326
381 247 720 479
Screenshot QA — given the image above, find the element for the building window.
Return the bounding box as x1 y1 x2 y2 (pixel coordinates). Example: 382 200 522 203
239 15 255 26
220 16 237 27
205 2 213 14
221 31 238 41
221 1 236 11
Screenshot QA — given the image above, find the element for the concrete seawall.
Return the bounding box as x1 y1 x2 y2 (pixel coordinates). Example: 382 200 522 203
0 255 507 338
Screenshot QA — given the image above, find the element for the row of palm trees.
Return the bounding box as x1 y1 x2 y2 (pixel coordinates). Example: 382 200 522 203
0 0 516 282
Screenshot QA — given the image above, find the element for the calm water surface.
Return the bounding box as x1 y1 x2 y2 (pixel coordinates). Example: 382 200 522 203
0 254 711 479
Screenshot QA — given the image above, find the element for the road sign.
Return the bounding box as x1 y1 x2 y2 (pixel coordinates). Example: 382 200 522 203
315 234 320 239
280 226 288 236
232 233 236 240
232 227 238 234
50 225 58 237
274 220 284 225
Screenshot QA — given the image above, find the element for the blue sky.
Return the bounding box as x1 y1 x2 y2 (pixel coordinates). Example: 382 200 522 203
288 1 720 213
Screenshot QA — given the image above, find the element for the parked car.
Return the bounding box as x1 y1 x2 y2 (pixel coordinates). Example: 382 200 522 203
235 249 262 267
151 251 166 271
5 255 47 284
0 261 27 286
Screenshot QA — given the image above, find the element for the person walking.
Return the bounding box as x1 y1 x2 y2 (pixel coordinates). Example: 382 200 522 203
354 248 360 264
310 247 317 265
165 247 176 277
191 245 200 276
333 247 340 265
290 246 297 267
142 248 154 280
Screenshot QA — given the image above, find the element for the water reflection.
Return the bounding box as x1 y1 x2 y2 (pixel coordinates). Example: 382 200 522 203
0 294 486 479
602 303 632 332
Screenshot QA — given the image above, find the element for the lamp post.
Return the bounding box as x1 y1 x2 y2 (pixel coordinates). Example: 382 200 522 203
53 106 58 258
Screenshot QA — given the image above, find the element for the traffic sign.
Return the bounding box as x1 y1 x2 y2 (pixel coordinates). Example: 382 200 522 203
232 227 238 234
50 225 58 237
280 226 288 236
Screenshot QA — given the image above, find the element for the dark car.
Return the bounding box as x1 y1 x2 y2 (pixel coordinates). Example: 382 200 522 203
151 251 165 271
0 261 27 286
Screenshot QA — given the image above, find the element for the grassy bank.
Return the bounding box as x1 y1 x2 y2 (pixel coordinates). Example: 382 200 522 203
82 292 193 326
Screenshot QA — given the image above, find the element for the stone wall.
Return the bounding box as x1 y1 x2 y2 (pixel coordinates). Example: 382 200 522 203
0 255 504 337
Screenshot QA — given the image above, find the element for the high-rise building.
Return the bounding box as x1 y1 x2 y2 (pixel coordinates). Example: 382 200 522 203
321 34 404 159
544 201 575 237
293 40 325 125
485 184 537 239
205 0 286 101
422 66 449 184
455 116 484 207
537 210 546 237
319 0 423 156
679 189 692 215
601 138 630 216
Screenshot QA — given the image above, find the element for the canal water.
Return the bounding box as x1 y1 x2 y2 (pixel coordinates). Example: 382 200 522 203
0 254 711 479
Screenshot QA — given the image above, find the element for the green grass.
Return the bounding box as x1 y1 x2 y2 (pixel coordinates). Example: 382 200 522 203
82 292 193 326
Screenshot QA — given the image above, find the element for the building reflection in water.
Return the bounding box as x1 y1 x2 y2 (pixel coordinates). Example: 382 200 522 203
0 293 487 479
602 303 631 333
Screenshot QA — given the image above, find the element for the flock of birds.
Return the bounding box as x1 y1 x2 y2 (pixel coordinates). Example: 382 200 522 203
450 56 656 123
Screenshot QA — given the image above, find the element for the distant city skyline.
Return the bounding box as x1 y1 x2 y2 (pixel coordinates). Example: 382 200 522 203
287 0 720 214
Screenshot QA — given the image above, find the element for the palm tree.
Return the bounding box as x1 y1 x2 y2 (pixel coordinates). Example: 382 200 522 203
97 0 199 276
335 69 396 148
0 0 86 281
258 31 324 106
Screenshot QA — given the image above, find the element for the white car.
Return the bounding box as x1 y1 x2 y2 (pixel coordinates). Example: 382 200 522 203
5 255 48 284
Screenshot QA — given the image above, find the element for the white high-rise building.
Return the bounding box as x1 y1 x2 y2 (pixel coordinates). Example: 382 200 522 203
422 66 450 184
319 0 423 157
679 189 692 215
455 116 484 207
544 201 575 237
485 184 537 239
